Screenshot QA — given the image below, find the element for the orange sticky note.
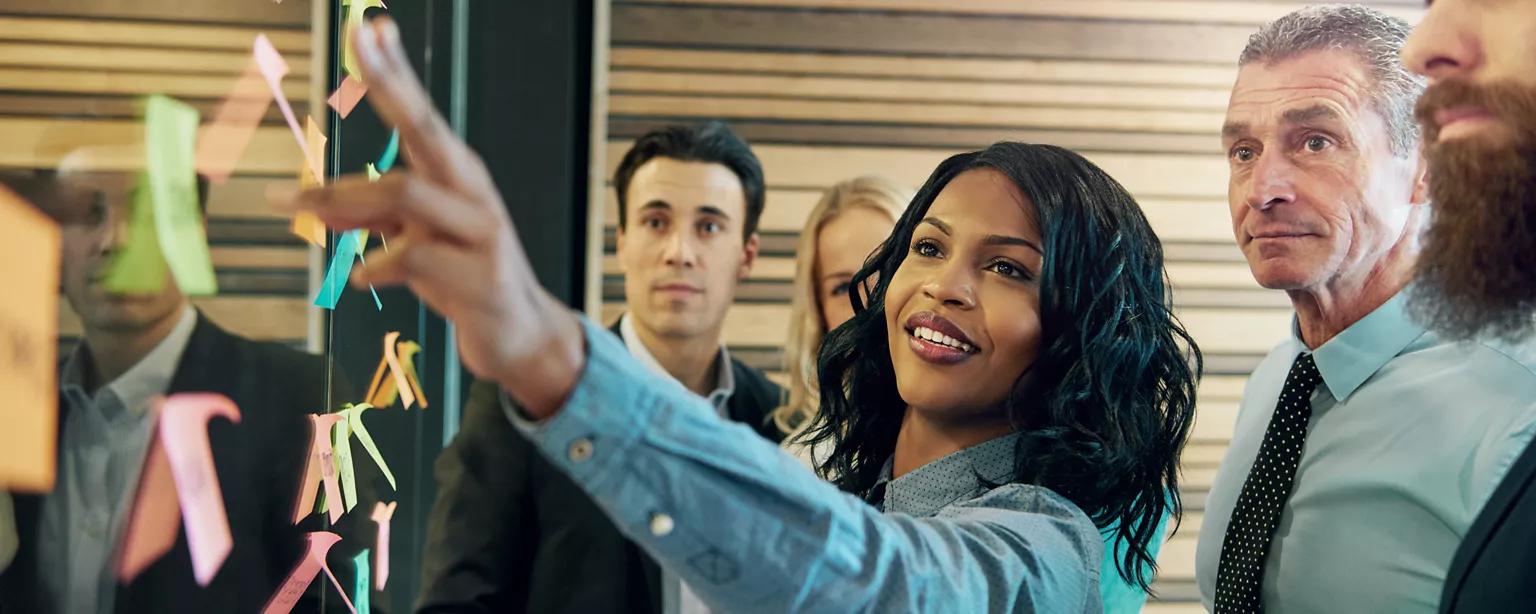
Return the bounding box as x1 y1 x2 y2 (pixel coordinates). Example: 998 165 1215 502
261 531 358 614
327 76 368 120
293 414 346 524
364 332 426 410
197 61 272 185
118 395 243 585
254 34 308 162
0 185 59 492
371 501 395 591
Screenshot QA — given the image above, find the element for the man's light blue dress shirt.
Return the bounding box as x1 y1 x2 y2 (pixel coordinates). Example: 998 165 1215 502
504 315 1104 613
1196 291 1536 613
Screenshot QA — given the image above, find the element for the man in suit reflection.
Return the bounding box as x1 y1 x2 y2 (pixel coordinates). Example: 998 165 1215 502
1400 2 1536 611
416 122 784 614
0 162 384 614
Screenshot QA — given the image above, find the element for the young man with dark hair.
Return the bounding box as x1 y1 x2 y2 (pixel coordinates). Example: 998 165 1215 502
417 121 783 614
0 164 381 614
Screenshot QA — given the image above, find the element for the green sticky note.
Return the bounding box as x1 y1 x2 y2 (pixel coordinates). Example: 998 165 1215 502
332 415 358 512
342 0 388 78
354 549 371 614
366 163 380 182
344 403 397 491
145 94 217 295
102 176 168 293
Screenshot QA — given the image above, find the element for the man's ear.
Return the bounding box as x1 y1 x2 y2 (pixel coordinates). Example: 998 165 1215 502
614 225 628 274
1410 153 1431 207
738 232 760 280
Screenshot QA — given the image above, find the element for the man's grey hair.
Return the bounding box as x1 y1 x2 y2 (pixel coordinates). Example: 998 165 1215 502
1240 4 1425 156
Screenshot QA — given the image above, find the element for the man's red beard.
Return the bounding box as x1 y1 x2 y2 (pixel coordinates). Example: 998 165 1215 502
1409 79 1536 340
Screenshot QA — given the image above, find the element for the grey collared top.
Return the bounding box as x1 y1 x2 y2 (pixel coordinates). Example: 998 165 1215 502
39 305 198 614
868 432 1024 516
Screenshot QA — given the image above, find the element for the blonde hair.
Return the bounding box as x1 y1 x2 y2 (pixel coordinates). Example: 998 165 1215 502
773 176 912 436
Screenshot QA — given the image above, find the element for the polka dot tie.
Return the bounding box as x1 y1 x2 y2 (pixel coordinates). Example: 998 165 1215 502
1213 353 1322 614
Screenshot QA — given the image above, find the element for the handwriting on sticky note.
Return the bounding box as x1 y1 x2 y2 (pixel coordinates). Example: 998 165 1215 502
254 34 308 158
327 76 368 120
261 532 357 614
331 415 356 513
0 184 60 492
333 404 396 515
371 502 395 591
365 332 426 410
147 95 218 296
197 61 272 185
314 230 362 311
353 549 371 614
158 394 241 586
294 414 347 524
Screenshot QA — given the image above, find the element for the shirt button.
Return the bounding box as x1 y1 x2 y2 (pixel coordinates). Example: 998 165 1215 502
649 513 674 537
568 438 594 462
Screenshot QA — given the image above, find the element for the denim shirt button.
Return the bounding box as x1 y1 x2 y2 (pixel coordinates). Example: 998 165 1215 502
649 512 675 537
569 438 594 462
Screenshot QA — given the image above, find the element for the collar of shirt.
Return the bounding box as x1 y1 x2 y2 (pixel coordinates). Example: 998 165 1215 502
875 432 1024 518
1288 289 1427 403
619 313 735 412
61 305 199 421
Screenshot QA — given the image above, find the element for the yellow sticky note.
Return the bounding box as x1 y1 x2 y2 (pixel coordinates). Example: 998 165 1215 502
0 185 60 492
145 94 217 296
342 0 388 78
291 116 328 248
366 163 380 182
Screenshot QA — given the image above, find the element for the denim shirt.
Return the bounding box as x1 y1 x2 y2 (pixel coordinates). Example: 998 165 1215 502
504 315 1102 613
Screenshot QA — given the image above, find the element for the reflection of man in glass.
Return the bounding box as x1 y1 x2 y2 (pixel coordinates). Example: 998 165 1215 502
0 160 383 614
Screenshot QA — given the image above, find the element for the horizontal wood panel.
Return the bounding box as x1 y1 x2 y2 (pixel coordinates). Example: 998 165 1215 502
611 48 1241 89
209 246 310 269
0 118 303 176
208 177 296 219
606 141 1229 198
0 16 311 54
0 94 304 126
612 4 1260 65
0 42 310 78
611 93 1224 134
0 67 307 101
0 0 313 29
611 70 1231 111
59 296 307 341
624 0 1420 26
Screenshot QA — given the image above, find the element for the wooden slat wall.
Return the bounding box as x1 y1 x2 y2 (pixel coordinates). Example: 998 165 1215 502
600 1 1421 609
0 6 315 350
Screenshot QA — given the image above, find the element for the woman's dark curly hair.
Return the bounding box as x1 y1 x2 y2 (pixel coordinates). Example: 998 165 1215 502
800 142 1201 591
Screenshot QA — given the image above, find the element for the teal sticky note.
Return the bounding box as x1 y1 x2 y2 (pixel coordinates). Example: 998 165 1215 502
354 233 383 311
353 549 371 614
314 230 361 310
102 177 168 293
376 130 399 172
145 94 217 295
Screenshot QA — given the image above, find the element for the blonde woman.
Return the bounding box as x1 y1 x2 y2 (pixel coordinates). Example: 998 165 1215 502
775 177 911 459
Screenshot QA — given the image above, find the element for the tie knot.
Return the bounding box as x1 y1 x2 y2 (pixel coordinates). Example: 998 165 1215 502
1287 353 1323 394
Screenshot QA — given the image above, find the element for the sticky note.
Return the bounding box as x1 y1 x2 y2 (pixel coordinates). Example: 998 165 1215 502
102 176 168 294
331 404 396 514
197 62 272 185
329 416 355 514
366 163 380 182
0 185 60 492
291 116 328 248
293 414 347 524
146 95 218 296
342 0 388 78
371 502 395 591
118 394 242 585
254 34 308 159
365 332 426 410
118 418 179 583
314 230 362 310
376 130 399 173
159 394 241 585
261 532 358 614
353 549 371 614
327 76 368 120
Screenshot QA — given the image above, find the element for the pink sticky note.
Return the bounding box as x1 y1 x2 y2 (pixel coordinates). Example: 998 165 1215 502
293 414 347 524
261 532 358 614
327 76 368 120
118 417 180 583
371 501 396 591
159 394 242 586
197 62 273 184
117 394 243 585
254 34 308 162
